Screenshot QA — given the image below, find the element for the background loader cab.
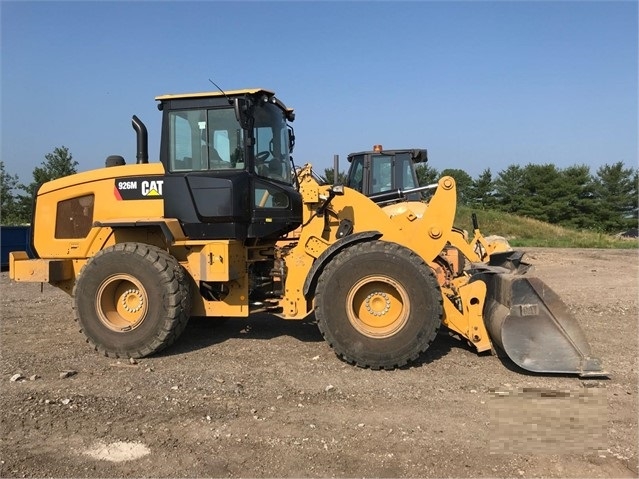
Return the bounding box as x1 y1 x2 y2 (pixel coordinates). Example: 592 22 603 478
155 89 302 240
345 146 427 202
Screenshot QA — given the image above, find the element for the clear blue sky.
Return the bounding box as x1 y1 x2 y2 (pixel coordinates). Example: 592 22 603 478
2 1 637 184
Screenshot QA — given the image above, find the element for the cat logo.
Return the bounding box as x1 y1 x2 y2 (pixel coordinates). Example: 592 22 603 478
114 177 165 200
141 180 164 197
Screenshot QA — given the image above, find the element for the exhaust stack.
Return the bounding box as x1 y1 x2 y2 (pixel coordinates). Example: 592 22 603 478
131 115 149 164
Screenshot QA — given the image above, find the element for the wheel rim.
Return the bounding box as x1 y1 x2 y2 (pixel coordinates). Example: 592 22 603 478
346 275 410 338
96 274 148 332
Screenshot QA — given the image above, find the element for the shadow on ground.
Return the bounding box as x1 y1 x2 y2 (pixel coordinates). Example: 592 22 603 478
165 316 480 371
160 313 323 357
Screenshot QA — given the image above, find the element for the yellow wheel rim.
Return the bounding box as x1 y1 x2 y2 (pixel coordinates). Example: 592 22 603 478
96 274 148 332
346 275 410 338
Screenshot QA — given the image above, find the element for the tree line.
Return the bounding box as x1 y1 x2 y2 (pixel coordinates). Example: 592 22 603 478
2 146 637 234
1 147 78 225
413 162 638 233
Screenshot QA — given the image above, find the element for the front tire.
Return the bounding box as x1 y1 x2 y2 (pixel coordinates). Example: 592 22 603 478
315 241 442 369
73 243 191 358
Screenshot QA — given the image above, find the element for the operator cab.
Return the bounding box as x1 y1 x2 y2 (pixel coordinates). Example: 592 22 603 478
345 146 427 201
156 89 302 240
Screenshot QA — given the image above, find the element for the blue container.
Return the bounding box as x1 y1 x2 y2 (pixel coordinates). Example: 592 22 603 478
1 225 34 271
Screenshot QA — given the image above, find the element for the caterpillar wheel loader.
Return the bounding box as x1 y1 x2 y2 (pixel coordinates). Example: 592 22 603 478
9 88 605 376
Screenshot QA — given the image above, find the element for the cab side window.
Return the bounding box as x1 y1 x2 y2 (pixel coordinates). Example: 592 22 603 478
347 157 364 192
401 156 417 189
169 109 244 172
169 112 196 171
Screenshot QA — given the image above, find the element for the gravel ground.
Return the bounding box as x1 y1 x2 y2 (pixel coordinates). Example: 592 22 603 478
1 247 637 478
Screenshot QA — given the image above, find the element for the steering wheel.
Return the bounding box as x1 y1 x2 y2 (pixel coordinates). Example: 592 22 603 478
256 151 270 162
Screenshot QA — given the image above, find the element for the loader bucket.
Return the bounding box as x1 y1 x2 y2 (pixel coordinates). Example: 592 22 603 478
475 252 607 377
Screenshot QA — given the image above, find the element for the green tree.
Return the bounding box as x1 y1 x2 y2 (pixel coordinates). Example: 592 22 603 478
414 163 439 186
440 168 473 205
16 146 78 223
1 161 22 224
516 164 565 223
500 163 596 228
557 165 597 230
321 167 348 185
592 162 639 232
493 165 526 214
467 168 495 209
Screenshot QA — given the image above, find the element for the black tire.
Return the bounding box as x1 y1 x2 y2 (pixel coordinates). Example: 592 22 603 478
72 243 191 358
315 241 442 369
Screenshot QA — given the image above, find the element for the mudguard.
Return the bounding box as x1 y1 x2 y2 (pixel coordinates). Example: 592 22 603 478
302 231 382 297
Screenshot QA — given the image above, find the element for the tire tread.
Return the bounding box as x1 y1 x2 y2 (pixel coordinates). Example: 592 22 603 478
72 242 191 358
315 241 442 369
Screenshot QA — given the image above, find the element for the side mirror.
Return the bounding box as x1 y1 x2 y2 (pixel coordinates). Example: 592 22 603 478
234 98 251 129
288 126 296 152
411 149 428 163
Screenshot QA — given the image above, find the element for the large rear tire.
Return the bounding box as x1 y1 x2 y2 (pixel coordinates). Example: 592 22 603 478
315 241 442 369
73 243 191 358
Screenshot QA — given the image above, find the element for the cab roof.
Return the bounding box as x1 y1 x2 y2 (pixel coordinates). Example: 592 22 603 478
155 88 275 101
347 148 428 163
154 88 294 119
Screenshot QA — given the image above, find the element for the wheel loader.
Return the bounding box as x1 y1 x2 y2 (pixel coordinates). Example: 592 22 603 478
9 88 605 376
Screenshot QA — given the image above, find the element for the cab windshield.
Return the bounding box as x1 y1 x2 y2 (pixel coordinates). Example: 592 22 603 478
252 102 293 185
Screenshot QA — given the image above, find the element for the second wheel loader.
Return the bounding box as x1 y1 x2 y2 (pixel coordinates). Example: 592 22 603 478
9 88 605 376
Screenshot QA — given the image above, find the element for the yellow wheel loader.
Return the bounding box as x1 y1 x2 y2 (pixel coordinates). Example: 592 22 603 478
9 88 605 376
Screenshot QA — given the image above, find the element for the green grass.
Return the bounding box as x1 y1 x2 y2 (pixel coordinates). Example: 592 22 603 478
455 206 638 249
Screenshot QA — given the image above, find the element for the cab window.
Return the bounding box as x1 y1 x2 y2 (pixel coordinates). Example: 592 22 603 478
252 102 292 184
254 180 290 209
370 155 393 194
401 156 417 189
347 157 364 192
168 108 244 172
